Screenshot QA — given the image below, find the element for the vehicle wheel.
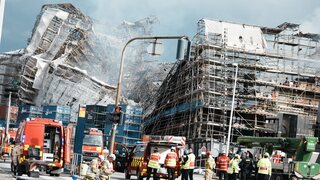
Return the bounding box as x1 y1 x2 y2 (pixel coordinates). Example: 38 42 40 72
16 159 23 176
125 169 131 179
137 172 143 180
272 174 283 180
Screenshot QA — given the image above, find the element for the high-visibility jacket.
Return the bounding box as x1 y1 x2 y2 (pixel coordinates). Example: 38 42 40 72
272 154 282 163
148 152 161 169
205 156 215 170
188 153 196 169
257 158 272 175
227 158 240 174
216 155 230 172
181 155 189 169
165 152 178 168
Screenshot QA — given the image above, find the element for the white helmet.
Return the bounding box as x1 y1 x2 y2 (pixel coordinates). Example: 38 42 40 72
102 149 109 156
108 154 116 161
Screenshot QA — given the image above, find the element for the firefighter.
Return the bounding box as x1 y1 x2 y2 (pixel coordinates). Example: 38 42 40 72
239 152 254 180
257 152 272 180
165 147 178 180
99 149 110 161
188 148 196 180
180 149 189 180
227 154 240 180
216 150 230 180
85 158 100 180
147 148 160 180
100 154 116 180
205 151 215 180
272 151 282 163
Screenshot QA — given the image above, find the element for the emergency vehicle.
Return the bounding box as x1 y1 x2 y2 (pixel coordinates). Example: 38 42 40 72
11 118 70 177
82 128 104 161
125 135 186 180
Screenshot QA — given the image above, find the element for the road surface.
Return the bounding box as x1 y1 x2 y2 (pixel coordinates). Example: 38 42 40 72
0 160 206 179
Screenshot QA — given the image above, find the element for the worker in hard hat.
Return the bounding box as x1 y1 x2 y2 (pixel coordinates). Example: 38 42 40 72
147 148 160 180
216 150 230 180
100 154 116 180
227 154 240 180
205 151 216 180
99 149 110 162
187 148 196 180
85 158 100 180
257 152 272 180
180 149 189 180
165 147 178 180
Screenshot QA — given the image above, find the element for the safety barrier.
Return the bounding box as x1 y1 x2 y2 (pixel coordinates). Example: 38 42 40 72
70 153 83 176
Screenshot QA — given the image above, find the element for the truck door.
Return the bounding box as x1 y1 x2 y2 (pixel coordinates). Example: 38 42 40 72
63 127 70 164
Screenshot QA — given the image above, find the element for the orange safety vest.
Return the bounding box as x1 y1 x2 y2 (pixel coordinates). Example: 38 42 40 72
148 152 161 169
188 153 196 169
217 155 230 172
165 152 178 168
272 154 282 163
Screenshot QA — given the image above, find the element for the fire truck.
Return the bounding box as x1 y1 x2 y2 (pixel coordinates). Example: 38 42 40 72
125 135 186 180
11 118 70 177
82 128 104 161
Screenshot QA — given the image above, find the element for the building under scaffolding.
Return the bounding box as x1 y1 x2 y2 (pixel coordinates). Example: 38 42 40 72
144 19 320 151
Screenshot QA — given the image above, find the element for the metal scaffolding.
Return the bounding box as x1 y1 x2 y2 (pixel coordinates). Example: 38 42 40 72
144 19 320 150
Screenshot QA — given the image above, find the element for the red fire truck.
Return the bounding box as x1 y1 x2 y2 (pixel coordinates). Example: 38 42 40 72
82 128 104 161
125 135 186 180
11 118 70 177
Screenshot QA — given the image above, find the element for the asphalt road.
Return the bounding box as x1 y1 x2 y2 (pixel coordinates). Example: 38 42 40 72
0 160 206 179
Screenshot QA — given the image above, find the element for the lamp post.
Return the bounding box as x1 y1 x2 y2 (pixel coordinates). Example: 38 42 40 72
0 0 5 44
226 63 238 156
109 36 191 153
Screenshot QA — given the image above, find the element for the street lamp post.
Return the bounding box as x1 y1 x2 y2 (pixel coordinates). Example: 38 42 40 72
109 36 191 153
226 63 238 156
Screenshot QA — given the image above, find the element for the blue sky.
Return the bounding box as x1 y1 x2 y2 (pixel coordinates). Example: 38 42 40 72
1 0 320 53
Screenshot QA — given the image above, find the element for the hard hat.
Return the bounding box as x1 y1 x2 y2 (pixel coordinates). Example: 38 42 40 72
206 151 212 156
264 152 270 158
184 149 189 155
171 147 175 150
102 149 109 155
108 154 116 161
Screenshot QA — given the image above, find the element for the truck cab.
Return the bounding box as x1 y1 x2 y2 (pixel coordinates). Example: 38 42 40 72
11 118 70 177
125 135 185 180
82 128 104 161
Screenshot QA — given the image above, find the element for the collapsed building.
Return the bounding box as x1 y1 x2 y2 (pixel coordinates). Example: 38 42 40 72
0 4 163 121
144 19 320 150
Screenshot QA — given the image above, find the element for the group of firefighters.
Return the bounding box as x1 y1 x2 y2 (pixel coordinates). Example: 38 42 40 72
207 150 273 180
85 146 275 180
147 147 196 180
83 149 116 180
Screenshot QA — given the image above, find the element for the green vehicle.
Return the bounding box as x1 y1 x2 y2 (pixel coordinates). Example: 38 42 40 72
237 136 320 180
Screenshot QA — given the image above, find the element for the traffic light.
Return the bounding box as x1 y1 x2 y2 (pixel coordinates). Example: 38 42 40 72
112 106 122 124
